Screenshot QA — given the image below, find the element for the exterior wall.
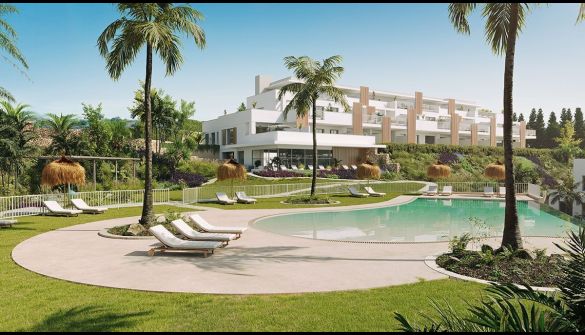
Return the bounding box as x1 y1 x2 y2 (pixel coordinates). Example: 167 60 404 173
490 116 497 147
332 147 363 165
519 120 526 148
381 116 391 143
360 86 369 106
352 102 363 135
448 98 455 116
415 91 423 115
471 123 478 145
407 108 416 143
451 114 460 145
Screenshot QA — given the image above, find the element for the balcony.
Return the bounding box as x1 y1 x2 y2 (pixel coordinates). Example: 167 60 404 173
232 130 382 148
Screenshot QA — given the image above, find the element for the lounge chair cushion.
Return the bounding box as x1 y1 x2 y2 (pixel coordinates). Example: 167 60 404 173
189 214 247 234
43 201 83 215
71 199 107 213
171 219 236 241
149 225 223 250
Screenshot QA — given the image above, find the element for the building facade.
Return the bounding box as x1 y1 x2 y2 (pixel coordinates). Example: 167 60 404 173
202 75 536 169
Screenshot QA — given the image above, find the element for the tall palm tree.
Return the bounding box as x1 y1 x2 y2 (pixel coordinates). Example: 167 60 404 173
42 113 80 155
448 3 534 250
278 55 349 196
98 3 205 226
549 176 585 216
0 4 28 102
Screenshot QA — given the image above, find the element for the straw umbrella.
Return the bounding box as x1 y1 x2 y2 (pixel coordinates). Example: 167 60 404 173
216 159 247 196
427 161 451 180
485 160 506 182
41 156 86 201
357 161 381 190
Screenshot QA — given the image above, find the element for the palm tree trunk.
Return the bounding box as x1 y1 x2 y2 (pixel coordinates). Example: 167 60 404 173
500 3 523 250
311 99 317 197
139 42 155 226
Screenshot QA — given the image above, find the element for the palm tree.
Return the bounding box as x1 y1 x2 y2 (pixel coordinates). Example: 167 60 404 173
549 176 585 216
42 113 80 155
98 3 205 226
278 55 349 196
0 4 28 102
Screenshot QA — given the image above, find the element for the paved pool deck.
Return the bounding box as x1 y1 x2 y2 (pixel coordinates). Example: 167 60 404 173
11 195 562 295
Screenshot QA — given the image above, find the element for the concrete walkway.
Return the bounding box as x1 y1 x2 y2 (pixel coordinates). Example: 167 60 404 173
11 196 562 295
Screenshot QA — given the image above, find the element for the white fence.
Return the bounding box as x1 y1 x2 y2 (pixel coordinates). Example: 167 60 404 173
0 189 170 219
436 182 529 194
183 182 426 203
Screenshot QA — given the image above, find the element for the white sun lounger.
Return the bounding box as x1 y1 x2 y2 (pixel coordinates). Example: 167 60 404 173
351 165 358 170
341 165 349 170
189 214 247 237
291 165 298 170
498 187 506 198
318 165 325 170
307 165 314 170
424 185 438 196
364 186 386 197
439 186 452 196
216 192 236 205
235 191 257 204
171 219 236 244
484 186 495 197
280 165 288 171
0 219 16 228
43 200 83 217
71 198 107 214
147 225 223 257
348 186 369 198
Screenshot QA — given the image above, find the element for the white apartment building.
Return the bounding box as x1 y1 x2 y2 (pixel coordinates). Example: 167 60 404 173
202 75 536 169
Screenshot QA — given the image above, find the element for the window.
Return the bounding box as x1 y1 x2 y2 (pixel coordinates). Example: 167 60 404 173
211 133 216 145
330 129 339 134
315 106 325 112
204 133 209 145
316 128 325 133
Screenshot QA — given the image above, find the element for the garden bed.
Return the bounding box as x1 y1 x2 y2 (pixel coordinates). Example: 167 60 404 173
436 249 565 288
282 195 339 205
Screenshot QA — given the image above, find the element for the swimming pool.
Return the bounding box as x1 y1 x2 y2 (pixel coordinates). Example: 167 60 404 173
254 198 582 243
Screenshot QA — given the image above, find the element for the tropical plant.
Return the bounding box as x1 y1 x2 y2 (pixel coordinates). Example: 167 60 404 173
41 113 81 155
395 228 585 332
548 175 585 216
98 3 206 225
278 55 349 196
555 122 582 162
0 4 28 102
81 103 112 156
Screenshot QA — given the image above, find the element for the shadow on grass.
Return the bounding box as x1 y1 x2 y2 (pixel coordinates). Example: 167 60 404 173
22 306 150 332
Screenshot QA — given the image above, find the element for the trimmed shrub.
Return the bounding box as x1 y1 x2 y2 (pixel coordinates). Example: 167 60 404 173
169 171 208 187
176 160 219 178
254 170 305 178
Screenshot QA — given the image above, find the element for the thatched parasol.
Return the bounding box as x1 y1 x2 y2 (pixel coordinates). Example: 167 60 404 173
357 161 381 180
41 156 86 188
217 159 247 196
485 161 505 181
427 161 451 180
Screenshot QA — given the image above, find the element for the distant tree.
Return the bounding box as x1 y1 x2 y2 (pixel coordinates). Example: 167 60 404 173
560 107 573 126
512 112 517 122
518 113 524 122
82 103 112 156
574 107 585 149
546 111 561 148
237 102 246 112
555 122 582 162
534 108 546 148
527 108 537 128
42 113 81 155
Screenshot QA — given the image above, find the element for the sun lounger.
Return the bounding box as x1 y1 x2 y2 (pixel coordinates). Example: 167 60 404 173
484 186 495 197
318 165 325 170
189 214 247 237
498 186 506 198
424 185 438 196
235 191 257 204
71 198 107 214
291 165 298 170
216 192 236 205
43 200 83 217
0 219 16 228
348 186 369 198
439 185 452 196
307 165 314 170
280 165 288 171
171 219 236 244
364 186 386 197
351 165 358 170
147 225 223 257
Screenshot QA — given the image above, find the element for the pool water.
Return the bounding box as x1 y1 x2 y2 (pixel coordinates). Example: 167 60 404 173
254 198 582 243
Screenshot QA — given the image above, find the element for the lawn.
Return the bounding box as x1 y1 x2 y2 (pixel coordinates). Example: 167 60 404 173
0 204 487 331
194 193 404 210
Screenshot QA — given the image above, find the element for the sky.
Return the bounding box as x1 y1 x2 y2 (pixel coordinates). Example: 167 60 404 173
3 3 585 123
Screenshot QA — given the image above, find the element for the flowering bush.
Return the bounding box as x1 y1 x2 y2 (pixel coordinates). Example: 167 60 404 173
253 170 305 178
438 151 459 165
317 169 357 179
169 171 208 187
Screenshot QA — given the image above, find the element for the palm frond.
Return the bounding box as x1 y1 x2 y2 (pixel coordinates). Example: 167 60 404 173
482 3 530 55
449 3 477 34
578 3 585 23
0 86 14 102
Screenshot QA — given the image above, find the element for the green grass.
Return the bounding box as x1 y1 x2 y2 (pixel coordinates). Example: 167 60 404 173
210 175 354 186
195 193 403 210
0 204 488 331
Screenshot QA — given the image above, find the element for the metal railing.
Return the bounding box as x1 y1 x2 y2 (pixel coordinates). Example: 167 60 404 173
183 181 426 203
435 182 528 194
0 189 170 219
